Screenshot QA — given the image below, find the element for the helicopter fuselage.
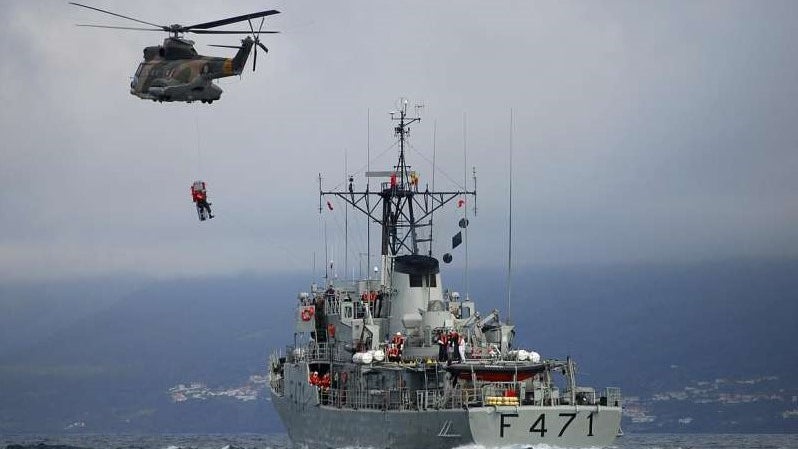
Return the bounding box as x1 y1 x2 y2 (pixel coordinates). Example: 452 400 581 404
130 37 253 103
70 3 278 103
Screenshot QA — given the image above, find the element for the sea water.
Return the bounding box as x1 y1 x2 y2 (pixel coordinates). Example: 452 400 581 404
2 433 797 449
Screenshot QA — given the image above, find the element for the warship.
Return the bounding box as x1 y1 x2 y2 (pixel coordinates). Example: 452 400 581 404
268 101 622 448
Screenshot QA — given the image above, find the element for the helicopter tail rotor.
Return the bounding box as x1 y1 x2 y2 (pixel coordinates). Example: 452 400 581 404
247 16 270 71
211 18 270 72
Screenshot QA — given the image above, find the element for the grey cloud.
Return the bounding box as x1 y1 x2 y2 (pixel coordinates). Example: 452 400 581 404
1 0 796 280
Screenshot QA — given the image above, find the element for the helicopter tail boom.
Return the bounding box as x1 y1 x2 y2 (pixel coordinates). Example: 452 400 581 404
231 37 255 75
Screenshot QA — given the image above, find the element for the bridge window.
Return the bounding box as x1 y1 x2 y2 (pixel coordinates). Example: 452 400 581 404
428 274 437 287
410 274 422 287
410 274 437 288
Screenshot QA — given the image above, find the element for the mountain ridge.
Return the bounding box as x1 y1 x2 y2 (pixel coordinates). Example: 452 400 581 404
1 258 796 433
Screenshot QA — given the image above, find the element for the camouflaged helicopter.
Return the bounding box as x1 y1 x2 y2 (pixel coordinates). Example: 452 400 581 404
70 2 279 103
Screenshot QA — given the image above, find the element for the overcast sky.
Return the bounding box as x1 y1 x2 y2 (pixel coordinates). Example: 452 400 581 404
1 1 796 282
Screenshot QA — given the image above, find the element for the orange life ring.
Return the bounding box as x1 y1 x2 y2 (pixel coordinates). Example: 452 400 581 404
301 308 314 321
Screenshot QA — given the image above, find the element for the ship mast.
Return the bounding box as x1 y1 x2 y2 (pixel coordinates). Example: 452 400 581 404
320 99 476 261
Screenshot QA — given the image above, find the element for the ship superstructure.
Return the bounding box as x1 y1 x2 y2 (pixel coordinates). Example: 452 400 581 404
268 101 622 449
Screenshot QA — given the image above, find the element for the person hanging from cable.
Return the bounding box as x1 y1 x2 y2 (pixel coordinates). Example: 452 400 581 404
191 180 214 221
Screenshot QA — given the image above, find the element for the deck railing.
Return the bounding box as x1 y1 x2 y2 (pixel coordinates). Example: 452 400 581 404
286 343 332 363
313 381 528 411
604 387 622 407
280 375 620 411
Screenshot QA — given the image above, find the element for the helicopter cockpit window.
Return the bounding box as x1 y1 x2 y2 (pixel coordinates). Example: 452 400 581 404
135 64 144 77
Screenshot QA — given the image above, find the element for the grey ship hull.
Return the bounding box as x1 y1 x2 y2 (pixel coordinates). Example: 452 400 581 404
271 387 621 449
272 391 472 449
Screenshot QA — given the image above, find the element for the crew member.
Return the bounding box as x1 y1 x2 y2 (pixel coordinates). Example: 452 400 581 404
387 343 399 362
450 330 461 362
392 332 405 355
190 181 214 220
436 330 448 362
375 291 384 317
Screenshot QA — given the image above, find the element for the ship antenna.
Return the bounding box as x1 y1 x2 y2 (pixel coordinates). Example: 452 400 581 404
507 108 514 323
366 108 371 278
318 173 322 214
429 120 437 256
318 172 326 284
463 112 470 300
473 166 478 216
344 148 349 279
324 219 329 283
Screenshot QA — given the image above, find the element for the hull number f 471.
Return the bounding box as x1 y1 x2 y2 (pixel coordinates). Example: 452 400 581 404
500 412 595 439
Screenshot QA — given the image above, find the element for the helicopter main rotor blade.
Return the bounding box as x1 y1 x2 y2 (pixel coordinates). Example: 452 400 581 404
76 24 163 31
190 30 279 35
69 2 165 30
207 44 243 49
185 10 279 31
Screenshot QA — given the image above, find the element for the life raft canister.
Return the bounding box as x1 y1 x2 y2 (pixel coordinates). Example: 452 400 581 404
301 307 315 321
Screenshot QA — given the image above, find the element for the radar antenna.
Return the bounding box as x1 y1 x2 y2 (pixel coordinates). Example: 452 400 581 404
320 100 476 258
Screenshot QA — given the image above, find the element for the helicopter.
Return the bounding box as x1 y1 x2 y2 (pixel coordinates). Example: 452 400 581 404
69 2 279 103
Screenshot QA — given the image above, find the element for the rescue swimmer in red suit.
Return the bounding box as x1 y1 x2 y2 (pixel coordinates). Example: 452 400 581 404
191 180 214 221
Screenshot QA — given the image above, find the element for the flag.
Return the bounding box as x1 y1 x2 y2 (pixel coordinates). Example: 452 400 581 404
452 231 462 249
457 199 465 208
327 201 334 211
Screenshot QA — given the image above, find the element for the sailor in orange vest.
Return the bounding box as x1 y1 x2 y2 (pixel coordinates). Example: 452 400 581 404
450 330 461 362
391 331 405 357
309 371 320 386
386 343 399 362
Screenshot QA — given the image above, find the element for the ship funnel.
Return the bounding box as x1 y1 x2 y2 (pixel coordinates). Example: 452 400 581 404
388 255 446 336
